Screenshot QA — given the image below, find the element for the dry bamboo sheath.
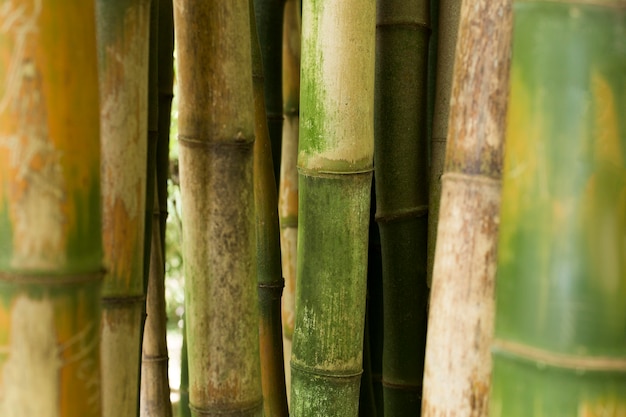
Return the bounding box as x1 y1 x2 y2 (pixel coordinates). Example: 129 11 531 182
422 0 513 416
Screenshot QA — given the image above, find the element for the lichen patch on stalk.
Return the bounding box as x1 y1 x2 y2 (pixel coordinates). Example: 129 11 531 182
0 296 61 417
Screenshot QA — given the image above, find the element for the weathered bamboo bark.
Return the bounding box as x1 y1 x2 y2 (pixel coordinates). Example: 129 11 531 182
174 0 264 415
426 0 461 286
375 0 431 414
421 0 513 416
95 1 151 415
140 185 173 417
290 1 376 415
253 0 285 187
490 2 626 415
250 0 290 415
0 2 102 415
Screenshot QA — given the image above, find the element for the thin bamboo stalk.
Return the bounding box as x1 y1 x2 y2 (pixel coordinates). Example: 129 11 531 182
421 0 513 416
250 0 290 415
426 0 461 286
279 0 301 404
174 0 264 415
178 317 191 417
374 0 431 414
279 0 301 345
0 2 102 415
290 1 376 415
140 182 173 417
490 2 626 415
253 0 285 187
95 1 151 416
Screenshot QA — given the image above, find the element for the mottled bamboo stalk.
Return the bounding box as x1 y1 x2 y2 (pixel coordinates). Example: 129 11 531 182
421 0 513 416
0 2 103 415
174 0 264 415
96 1 151 415
291 0 376 415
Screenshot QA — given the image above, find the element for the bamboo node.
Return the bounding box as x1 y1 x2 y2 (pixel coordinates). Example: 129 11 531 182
0 269 104 286
188 398 264 416
178 135 254 148
290 360 363 380
493 339 626 372
375 205 429 223
101 294 146 306
142 354 169 364
297 165 374 178
441 172 501 187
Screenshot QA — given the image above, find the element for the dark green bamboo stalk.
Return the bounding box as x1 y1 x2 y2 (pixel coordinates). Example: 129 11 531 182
157 0 174 249
174 0 263 415
426 0 461 286
140 183 173 417
0 2 102 415
250 0 290 415
291 1 376 415
254 0 285 187
490 2 626 415
421 0 513 416
374 1 431 415
426 0 439 159
95 1 151 415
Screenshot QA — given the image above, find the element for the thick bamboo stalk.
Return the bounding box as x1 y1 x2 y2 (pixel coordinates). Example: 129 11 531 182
174 0 264 415
279 0 301 344
290 1 376 415
374 0 431 414
95 1 151 416
490 2 626 415
253 0 285 187
250 0 290 415
421 1 513 416
140 183 173 417
0 2 102 415
426 0 461 286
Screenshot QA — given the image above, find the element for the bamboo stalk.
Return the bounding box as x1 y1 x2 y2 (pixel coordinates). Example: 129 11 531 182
0 2 102 415
253 0 285 187
250 0 290 415
279 0 301 345
140 182 173 417
173 0 264 415
490 2 626 415
290 1 376 415
179 317 191 417
421 0 513 416
426 0 462 286
374 0 431 414
279 0 301 404
95 1 151 416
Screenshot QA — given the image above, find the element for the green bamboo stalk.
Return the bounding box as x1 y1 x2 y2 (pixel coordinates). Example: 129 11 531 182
374 0 431 414
250 0 290 415
490 2 626 415
426 0 439 159
426 0 461 287
253 0 285 187
178 317 191 417
140 182 173 417
0 2 102 415
95 1 151 416
291 1 376 415
173 0 264 415
421 0 513 416
279 0 301 344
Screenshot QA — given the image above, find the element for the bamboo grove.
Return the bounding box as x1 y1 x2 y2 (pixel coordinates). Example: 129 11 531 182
0 0 623 416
